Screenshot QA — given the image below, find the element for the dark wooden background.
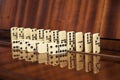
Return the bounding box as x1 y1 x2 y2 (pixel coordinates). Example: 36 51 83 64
0 0 120 38
0 0 120 80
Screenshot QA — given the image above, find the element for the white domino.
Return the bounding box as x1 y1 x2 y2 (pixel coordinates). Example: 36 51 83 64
67 31 76 69
37 43 48 64
84 32 92 72
75 32 83 52
93 33 100 74
37 43 48 53
17 27 24 40
44 29 51 42
51 30 59 43
27 40 37 52
48 42 59 66
37 29 44 41
67 31 75 51
58 31 67 68
11 40 20 59
31 28 37 40
24 28 32 40
26 40 37 62
19 40 27 60
58 31 67 44
75 32 84 70
48 42 59 55
59 43 67 54
11 27 18 41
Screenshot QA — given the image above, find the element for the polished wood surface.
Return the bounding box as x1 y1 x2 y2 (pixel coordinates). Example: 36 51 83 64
0 0 120 39
0 46 120 80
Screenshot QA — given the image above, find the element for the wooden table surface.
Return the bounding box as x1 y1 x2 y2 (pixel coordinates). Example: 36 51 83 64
0 46 120 80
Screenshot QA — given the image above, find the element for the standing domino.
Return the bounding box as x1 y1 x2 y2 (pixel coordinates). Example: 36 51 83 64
37 29 44 41
44 29 51 42
51 30 59 43
48 42 59 66
58 31 67 44
11 40 20 59
93 33 100 74
58 31 67 68
67 31 76 69
11 27 18 41
17 27 24 40
19 40 27 60
37 43 48 64
31 28 37 40
24 28 32 40
23 28 32 60
84 32 92 72
11 27 19 59
75 32 84 71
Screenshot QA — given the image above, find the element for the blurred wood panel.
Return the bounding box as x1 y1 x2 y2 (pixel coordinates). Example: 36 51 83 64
0 46 120 80
100 0 120 39
0 0 12 29
0 0 105 33
0 0 120 39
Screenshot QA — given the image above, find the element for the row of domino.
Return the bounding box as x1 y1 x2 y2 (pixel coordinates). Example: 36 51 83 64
11 27 100 74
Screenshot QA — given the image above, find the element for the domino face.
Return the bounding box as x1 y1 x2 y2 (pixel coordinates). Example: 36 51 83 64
48 43 59 66
51 30 59 43
58 31 67 67
24 28 32 40
44 29 51 42
31 28 37 40
37 43 48 53
26 40 37 62
84 32 92 53
93 33 100 74
12 40 20 59
27 40 37 52
75 32 83 52
75 32 84 70
37 29 44 41
93 33 100 53
59 43 67 54
58 31 67 44
18 40 28 60
84 32 92 72
11 27 18 41
67 31 75 51
17 27 24 40
48 43 59 55
37 42 48 64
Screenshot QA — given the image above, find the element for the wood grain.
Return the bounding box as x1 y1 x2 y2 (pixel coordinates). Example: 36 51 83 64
0 0 104 33
0 46 120 80
100 0 120 39
0 0 120 39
